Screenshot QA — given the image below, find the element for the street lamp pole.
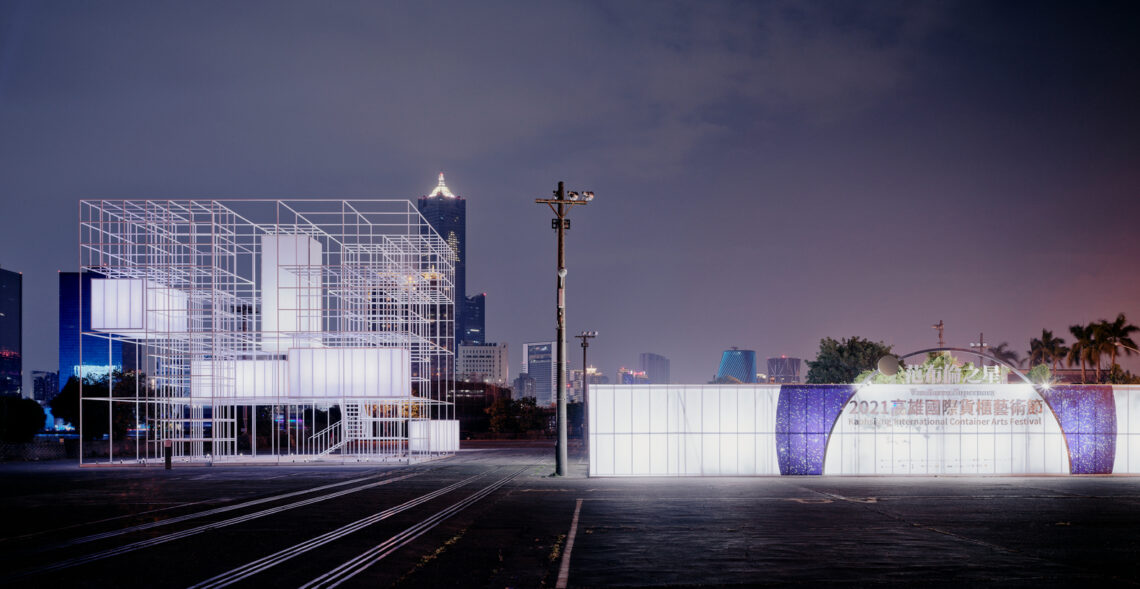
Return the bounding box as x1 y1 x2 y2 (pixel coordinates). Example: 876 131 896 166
575 330 597 476
536 182 594 476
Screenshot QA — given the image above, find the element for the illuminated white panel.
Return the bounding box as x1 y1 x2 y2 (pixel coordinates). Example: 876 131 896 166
822 384 1068 475
189 359 287 400
1114 386 1140 473
287 348 409 399
737 392 757 475
261 234 323 352
409 420 460 452
649 388 669 474
91 279 188 338
589 384 782 477
91 278 143 332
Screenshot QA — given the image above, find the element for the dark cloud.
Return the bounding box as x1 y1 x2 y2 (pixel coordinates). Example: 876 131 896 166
1 1 1138 386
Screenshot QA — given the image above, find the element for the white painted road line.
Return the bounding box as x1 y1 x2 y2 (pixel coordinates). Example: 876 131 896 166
556 498 583 589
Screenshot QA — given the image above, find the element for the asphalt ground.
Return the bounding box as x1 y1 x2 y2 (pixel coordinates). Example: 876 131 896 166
2 443 1140 588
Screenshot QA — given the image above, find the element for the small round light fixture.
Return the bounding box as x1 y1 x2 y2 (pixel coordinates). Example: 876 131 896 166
877 355 900 376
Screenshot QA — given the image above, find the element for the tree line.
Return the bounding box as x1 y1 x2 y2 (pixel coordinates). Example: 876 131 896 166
989 313 1139 384
806 313 1140 385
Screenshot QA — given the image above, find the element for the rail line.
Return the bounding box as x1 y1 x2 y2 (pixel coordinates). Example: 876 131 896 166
51 470 410 550
300 465 530 589
3 469 424 581
189 471 495 588
0 499 216 545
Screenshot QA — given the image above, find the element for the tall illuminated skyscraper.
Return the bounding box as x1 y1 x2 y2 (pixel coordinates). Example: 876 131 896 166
417 173 466 347
0 267 21 396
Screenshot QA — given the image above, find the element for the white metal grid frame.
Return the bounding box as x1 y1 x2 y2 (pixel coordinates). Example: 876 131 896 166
78 199 457 465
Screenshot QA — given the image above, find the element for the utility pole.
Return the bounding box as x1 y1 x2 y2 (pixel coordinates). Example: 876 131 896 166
932 320 945 347
536 182 593 476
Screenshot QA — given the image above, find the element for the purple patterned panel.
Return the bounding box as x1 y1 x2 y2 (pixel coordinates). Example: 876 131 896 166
1038 385 1116 475
776 385 857 475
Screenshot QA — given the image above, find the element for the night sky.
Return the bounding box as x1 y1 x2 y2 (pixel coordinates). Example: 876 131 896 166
1 1 1138 386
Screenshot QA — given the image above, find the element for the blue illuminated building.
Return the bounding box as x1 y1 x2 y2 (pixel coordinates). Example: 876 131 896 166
716 348 757 384
58 272 122 389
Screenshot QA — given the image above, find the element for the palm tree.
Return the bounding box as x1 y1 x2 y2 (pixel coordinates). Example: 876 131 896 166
1068 324 1096 383
990 342 1022 369
1098 313 1140 374
1028 329 1068 372
1028 336 1046 367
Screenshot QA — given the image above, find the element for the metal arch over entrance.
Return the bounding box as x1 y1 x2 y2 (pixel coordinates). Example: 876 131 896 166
863 346 1035 387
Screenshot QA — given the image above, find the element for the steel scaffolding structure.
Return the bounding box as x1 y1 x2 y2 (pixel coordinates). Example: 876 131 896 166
77 200 458 465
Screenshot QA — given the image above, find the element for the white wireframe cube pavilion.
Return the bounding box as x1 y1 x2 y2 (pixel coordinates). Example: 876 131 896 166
78 199 458 465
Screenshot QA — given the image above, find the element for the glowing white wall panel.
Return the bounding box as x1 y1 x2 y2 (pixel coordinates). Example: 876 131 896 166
91 279 188 338
821 384 1068 475
189 359 287 400
189 349 410 401
589 385 782 477
287 348 409 399
409 419 459 453
261 235 323 352
91 278 142 331
1113 386 1140 473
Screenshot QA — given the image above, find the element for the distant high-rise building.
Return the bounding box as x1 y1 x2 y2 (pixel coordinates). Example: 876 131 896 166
457 342 509 385
715 348 757 384
32 370 59 403
638 353 670 384
523 342 555 406
512 372 536 401
617 367 650 385
0 267 21 396
569 366 608 403
462 293 485 344
417 173 466 347
767 356 802 384
59 272 122 387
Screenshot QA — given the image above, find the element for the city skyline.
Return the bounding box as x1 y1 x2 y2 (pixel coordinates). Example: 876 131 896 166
0 2 1138 386
2 4 1140 587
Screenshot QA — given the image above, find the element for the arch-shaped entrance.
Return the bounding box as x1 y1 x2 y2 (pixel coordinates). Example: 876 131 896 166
824 348 1070 475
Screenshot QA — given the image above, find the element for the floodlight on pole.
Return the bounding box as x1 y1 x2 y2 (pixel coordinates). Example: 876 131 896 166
970 332 989 365
536 181 594 477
